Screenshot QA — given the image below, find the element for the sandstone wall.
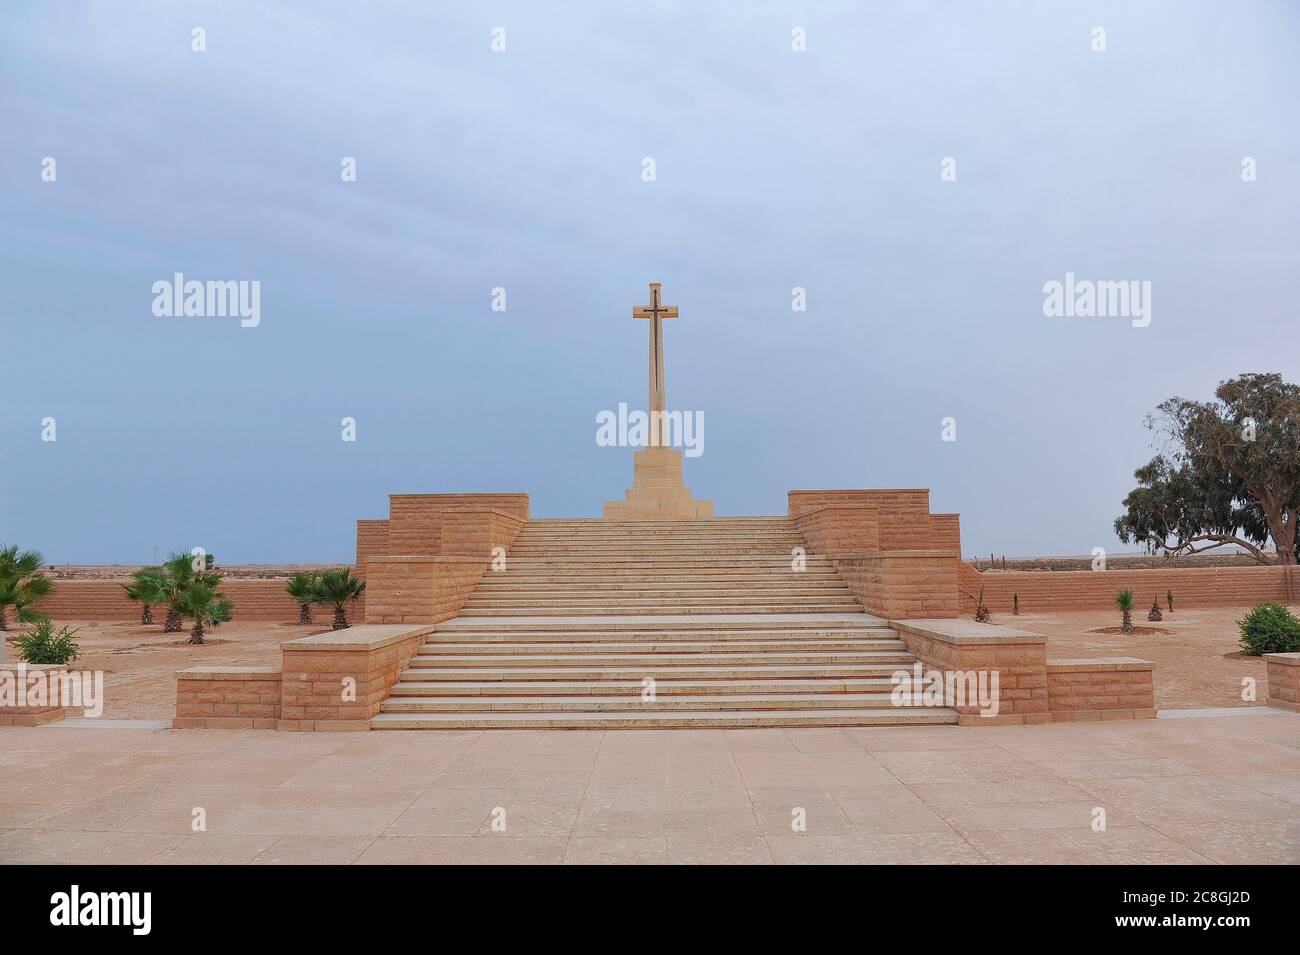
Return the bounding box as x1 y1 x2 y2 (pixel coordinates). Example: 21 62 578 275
960 563 1299 613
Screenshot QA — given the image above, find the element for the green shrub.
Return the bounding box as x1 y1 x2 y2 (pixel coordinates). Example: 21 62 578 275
12 620 81 665
1237 603 1300 656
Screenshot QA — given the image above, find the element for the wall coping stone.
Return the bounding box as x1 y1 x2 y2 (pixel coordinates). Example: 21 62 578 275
790 488 931 496
1263 652 1300 666
364 555 488 565
282 624 436 653
1047 657 1153 672
892 618 1046 646
837 549 960 560
175 666 282 681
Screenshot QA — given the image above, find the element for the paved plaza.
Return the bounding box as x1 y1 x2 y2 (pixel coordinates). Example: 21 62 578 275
3 711 1296 865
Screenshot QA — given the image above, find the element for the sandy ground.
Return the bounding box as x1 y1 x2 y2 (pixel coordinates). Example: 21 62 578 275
2 619 328 720
3 605 1288 720
1005 606 1282 711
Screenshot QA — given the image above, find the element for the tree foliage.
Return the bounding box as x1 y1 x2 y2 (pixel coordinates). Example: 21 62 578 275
1114 373 1300 565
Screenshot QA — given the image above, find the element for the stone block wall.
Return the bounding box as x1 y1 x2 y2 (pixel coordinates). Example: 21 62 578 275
33 578 323 623
371 493 529 559
279 625 434 731
363 556 488 625
892 620 1050 724
0 664 70 726
1045 659 1157 721
172 666 283 729
790 489 961 619
960 562 1298 614
355 492 530 626
1265 652 1299 711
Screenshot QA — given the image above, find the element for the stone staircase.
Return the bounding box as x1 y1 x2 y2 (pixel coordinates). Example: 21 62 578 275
371 518 957 729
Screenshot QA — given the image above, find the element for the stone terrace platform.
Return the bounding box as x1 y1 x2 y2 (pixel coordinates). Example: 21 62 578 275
2 711 1296 864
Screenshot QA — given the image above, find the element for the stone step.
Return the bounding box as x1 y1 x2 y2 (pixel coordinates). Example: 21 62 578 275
408 649 913 668
380 693 910 712
370 708 958 729
508 542 804 550
496 557 834 567
388 677 905 696
417 639 907 654
472 584 852 596
426 627 900 642
399 663 911 681
480 570 842 581
456 606 864 616
465 592 857 605
513 529 805 538
434 613 889 632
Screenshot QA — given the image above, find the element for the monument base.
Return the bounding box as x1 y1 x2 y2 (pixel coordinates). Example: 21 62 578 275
603 446 714 520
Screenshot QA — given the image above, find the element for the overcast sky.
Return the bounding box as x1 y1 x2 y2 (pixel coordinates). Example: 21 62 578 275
2 1 1297 564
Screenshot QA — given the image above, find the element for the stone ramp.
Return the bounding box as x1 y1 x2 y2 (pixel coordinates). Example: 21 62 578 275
372 520 957 729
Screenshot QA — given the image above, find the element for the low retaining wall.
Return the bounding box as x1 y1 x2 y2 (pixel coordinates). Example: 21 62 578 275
33 576 359 623
170 624 436 732
0 663 70 726
891 619 1155 725
1265 652 1300 711
1046 658 1156 721
892 619 1050 725
173 666 283 729
960 562 1298 614
279 624 435 731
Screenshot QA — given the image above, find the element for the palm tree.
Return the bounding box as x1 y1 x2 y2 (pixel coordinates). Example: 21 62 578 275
310 568 366 630
1147 595 1163 622
121 567 165 625
157 551 208 633
973 587 991 623
175 579 230 645
285 572 319 625
0 545 53 632
1116 589 1135 633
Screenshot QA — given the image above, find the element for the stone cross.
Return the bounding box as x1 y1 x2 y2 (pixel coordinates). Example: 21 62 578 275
632 282 678 443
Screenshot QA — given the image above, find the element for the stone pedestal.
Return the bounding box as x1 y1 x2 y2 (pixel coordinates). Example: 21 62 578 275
603 446 713 520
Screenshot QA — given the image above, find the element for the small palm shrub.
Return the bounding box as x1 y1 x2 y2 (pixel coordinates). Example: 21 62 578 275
1115 589 1135 633
1237 603 1300 656
1166 590 1174 613
175 579 230 645
12 620 81 665
285 572 320 625
973 587 991 623
310 568 366 630
1147 595 1162 622
0 545 54 631
121 567 165 625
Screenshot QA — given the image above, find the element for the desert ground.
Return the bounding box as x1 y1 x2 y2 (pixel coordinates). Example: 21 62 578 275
3 605 1286 720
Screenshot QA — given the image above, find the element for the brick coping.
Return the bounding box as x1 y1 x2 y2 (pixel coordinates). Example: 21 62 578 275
175 666 281 681
361 555 490 564
1263 652 1300 666
892 618 1046 646
1047 657 1153 672
281 624 436 653
835 549 961 559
